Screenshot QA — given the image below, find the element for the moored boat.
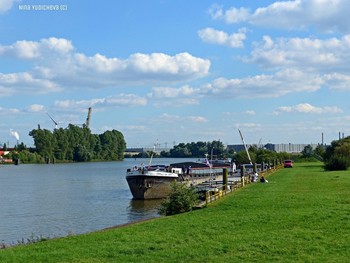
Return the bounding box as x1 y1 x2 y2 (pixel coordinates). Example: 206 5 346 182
126 165 181 199
125 143 237 200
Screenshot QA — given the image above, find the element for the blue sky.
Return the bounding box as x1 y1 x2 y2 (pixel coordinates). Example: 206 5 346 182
1 0 350 149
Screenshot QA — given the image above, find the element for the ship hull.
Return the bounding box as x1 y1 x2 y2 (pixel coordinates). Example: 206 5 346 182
126 174 178 199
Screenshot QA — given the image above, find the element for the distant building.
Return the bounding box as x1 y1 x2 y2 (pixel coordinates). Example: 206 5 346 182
265 143 319 153
228 143 320 154
125 147 170 155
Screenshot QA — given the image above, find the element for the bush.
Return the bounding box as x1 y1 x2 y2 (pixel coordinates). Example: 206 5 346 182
159 181 199 216
323 137 350 171
324 155 350 171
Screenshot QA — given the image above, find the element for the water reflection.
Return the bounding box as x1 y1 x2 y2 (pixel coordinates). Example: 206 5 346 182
128 199 163 221
0 158 192 244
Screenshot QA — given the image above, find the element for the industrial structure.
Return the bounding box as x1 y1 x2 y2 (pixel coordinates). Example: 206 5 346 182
85 107 92 128
126 143 321 156
227 143 320 154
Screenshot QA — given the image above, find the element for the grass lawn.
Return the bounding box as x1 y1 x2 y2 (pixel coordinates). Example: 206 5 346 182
1 162 350 262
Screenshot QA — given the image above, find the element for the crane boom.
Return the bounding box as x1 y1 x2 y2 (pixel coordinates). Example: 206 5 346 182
238 129 252 165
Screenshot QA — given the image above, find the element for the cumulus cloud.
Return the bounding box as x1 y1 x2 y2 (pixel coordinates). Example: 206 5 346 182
0 72 61 96
147 85 201 107
27 104 45 112
187 116 207 123
0 38 74 59
246 35 350 74
210 0 350 33
243 110 256 115
209 4 250 23
149 85 198 99
241 34 350 93
205 69 322 98
54 93 147 110
274 103 343 114
0 106 20 115
147 68 324 100
323 73 350 91
235 123 262 130
159 113 207 123
0 38 211 94
198 27 247 48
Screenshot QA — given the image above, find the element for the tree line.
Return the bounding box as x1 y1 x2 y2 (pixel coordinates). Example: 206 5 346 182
8 125 126 163
28 124 126 162
6 129 347 171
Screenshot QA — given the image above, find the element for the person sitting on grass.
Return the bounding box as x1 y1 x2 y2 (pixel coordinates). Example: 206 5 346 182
260 176 268 183
252 172 258 182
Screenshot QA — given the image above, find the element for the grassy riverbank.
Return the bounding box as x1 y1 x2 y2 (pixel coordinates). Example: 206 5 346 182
1 162 350 262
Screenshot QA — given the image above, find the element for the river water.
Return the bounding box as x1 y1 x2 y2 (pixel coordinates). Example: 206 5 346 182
0 158 190 245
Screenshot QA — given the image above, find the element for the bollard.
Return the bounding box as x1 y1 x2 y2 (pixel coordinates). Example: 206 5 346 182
223 168 228 191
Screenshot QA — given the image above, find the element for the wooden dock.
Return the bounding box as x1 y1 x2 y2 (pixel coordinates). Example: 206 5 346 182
194 164 284 208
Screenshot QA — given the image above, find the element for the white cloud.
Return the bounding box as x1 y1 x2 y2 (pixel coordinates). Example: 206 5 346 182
158 113 181 123
0 0 18 13
0 106 20 115
54 94 147 111
0 72 61 96
323 73 350 91
0 38 211 94
209 4 250 23
159 113 207 124
104 94 147 107
148 68 324 100
147 85 200 107
235 123 262 130
198 27 247 48
187 116 207 123
0 38 74 59
274 103 343 114
148 85 198 99
247 35 350 74
27 104 45 112
210 0 350 33
205 68 322 98
243 110 256 115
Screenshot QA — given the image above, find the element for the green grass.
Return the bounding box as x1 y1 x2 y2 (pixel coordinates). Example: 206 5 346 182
1 162 350 262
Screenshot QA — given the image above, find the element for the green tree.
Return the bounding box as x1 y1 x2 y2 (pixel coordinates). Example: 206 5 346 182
207 140 226 157
170 143 192 157
99 130 126 161
29 129 56 160
255 148 277 164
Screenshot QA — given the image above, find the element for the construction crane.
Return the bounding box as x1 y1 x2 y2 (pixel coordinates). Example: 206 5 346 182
85 107 92 128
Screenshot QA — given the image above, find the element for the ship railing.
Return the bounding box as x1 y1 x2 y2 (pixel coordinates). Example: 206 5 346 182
188 167 234 177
